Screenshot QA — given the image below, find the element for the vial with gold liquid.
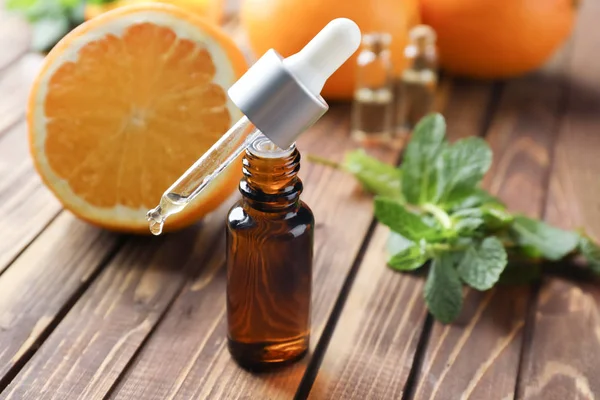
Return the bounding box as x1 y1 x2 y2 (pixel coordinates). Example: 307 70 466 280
226 136 313 369
351 33 394 146
396 25 438 133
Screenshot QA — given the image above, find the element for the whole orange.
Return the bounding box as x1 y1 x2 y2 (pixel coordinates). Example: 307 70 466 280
240 0 420 100
420 0 576 78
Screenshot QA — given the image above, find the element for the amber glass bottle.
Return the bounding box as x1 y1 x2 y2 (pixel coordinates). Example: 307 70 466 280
226 135 313 370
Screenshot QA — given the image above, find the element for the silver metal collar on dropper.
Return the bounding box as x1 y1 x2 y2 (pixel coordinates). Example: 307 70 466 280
228 18 362 149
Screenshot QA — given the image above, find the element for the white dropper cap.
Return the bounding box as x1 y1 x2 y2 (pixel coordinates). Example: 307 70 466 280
228 18 361 149
283 18 362 96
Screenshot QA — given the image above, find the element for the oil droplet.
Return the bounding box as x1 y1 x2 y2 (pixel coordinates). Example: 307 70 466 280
147 206 165 236
149 220 163 236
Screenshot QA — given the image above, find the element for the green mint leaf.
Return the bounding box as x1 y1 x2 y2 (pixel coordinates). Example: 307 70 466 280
481 203 513 228
454 218 484 234
387 232 413 255
68 1 85 23
401 113 446 204
451 208 484 233
31 15 69 51
425 254 463 323
435 137 492 205
343 150 403 199
448 188 504 211
59 0 80 7
451 202 512 231
6 0 37 10
452 208 482 218
457 237 507 290
511 216 579 261
579 236 600 275
375 197 440 241
388 241 428 271
9 0 64 21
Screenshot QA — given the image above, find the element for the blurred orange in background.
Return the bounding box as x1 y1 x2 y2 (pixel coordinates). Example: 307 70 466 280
239 0 576 98
16 0 577 90
240 0 421 100
420 0 576 78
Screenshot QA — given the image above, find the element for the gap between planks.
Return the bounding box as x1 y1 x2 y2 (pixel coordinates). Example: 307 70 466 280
516 0 600 397
300 78 507 400
403 79 506 400
409 39 575 399
0 225 126 392
105 107 397 400
0 106 399 400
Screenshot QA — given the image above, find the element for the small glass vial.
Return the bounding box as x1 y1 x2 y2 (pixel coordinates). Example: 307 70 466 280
396 25 438 133
226 135 313 370
351 33 394 146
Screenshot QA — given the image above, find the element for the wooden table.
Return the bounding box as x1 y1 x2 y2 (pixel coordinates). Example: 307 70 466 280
1 2 600 399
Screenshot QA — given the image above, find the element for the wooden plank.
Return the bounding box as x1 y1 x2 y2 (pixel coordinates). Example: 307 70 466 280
0 54 41 136
0 106 398 399
0 125 62 272
106 78 484 399
0 55 63 273
0 198 234 400
518 0 600 397
0 212 120 387
307 225 427 400
0 9 30 71
305 79 495 399
442 79 498 141
411 51 572 399
105 106 401 399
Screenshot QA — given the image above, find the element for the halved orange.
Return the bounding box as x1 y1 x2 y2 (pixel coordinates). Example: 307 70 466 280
29 3 247 233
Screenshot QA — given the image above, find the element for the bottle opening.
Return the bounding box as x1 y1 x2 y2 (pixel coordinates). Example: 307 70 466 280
249 135 296 159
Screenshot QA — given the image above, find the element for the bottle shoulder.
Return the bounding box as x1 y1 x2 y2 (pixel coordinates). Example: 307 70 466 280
226 200 314 231
297 201 315 224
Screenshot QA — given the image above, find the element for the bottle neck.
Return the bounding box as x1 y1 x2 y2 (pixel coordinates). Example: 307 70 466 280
239 136 302 212
405 42 437 71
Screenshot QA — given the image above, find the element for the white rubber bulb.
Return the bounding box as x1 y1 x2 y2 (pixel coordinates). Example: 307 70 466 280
283 18 362 96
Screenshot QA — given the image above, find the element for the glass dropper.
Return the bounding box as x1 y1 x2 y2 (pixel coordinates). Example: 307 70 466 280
146 116 260 235
147 18 362 235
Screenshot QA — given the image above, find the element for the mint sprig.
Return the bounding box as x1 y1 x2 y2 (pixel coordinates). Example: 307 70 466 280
310 113 600 323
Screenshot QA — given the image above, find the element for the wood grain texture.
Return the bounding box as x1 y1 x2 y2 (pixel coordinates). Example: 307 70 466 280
308 226 427 400
300 78 485 399
441 79 498 141
304 79 504 399
107 106 400 400
0 213 119 385
0 199 234 400
412 47 573 398
518 1 600 398
0 56 63 274
0 9 30 71
0 54 41 136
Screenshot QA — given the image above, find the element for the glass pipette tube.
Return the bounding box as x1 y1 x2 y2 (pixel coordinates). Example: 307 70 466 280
147 18 362 235
146 116 262 235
